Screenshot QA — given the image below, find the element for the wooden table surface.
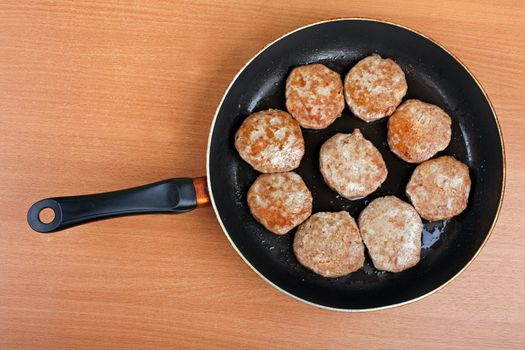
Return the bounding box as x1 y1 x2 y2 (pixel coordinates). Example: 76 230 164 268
1 1 524 349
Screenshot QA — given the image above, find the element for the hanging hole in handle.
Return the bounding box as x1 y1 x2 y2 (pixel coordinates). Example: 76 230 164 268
28 199 62 233
38 207 56 224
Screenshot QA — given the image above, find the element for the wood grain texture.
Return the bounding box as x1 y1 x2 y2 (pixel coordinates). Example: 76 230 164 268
1 1 524 349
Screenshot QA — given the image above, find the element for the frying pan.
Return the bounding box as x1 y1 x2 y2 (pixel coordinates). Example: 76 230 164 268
27 18 505 311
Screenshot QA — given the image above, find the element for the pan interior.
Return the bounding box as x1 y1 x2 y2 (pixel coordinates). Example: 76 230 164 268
208 19 503 310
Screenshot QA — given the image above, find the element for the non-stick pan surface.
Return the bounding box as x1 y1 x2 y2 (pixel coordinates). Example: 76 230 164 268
207 18 504 311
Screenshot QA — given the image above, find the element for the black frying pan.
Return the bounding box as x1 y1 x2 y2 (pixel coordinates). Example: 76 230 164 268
27 18 505 311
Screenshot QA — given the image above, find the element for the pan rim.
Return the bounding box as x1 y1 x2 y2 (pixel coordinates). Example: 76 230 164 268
205 17 506 312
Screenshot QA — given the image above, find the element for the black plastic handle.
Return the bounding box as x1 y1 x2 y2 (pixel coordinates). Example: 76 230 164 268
27 178 197 233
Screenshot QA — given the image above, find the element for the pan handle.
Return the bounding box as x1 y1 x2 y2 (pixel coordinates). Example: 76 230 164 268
27 177 210 233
